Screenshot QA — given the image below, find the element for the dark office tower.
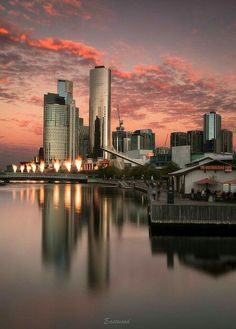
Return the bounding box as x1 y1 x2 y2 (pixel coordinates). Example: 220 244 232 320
131 129 155 150
78 118 89 159
187 130 203 153
93 116 103 158
221 129 233 153
89 66 111 158
170 132 187 147
203 111 222 153
38 147 44 162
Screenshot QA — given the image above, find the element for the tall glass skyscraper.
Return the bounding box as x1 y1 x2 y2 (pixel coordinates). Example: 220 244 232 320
57 80 73 105
89 66 111 158
43 80 79 165
203 111 222 153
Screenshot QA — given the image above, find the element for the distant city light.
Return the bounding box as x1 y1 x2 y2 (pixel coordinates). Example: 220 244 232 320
39 161 45 173
75 158 82 172
64 160 72 172
26 164 31 173
31 163 36 173
12 164 17 173
20 165 25 173
53 160 60 172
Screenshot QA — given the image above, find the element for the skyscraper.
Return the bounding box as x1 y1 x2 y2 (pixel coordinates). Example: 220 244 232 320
187 130 203 153
57 80 79 161
170 132 187 147
43 93 68 164
221 129 233 153
89 66 111 158
43 80 79 165
203 111 221 153
131 129 155 150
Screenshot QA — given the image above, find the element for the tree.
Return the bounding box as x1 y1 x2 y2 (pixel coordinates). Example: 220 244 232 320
161 161 179 176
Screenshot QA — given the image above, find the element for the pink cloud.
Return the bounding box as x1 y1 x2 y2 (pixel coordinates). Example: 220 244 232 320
43 4 60 17
0 24 103 64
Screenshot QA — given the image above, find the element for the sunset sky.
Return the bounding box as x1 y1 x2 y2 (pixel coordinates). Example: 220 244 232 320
1 0 236 166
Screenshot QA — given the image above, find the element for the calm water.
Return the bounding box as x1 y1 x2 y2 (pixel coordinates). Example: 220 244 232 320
1 183 236 329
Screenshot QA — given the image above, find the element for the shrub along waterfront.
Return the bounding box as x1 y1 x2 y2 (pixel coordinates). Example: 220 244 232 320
98 162 179 180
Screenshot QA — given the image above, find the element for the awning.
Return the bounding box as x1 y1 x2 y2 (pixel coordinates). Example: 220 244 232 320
223 179 236 184
195 178 217 185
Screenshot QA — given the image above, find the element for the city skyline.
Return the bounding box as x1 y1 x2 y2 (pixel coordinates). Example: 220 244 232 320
1 0 236 166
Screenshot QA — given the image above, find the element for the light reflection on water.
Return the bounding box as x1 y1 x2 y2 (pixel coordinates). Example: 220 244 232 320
1 184 236 329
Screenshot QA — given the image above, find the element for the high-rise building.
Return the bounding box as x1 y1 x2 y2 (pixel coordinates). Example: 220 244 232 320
57 80 79 161
112 120 132 153
131 129 155 151
221 129 233 153
170 132 187 147
89 66 111 158
43 81 79 165
44 99 68 164
203 111 222 153
57 80 73 105
187 130 203 153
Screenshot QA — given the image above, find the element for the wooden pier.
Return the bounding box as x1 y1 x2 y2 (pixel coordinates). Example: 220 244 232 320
149 199 236 236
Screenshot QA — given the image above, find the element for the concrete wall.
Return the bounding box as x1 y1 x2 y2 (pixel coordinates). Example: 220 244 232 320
172 145 191 169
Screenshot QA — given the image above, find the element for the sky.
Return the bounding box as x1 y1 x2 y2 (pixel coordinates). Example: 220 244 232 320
1 0 236 167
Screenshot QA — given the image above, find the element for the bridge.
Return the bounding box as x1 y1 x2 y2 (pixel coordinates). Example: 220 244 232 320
0 172 88 183
102 147 145 166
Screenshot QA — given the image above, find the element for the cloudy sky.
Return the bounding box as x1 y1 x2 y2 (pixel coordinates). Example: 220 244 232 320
1 0 236 166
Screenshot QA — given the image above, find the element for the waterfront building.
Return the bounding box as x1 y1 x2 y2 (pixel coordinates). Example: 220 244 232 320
131 129 155 151
89 66 111 158
221 129 233 153
203 111 222 153
170 154 236 194
187 130 203 153
170 132 187 147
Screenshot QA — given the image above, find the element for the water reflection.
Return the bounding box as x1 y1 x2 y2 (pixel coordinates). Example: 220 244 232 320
40 184 147 284
88 187 110 290
42 184 82 276
150 235 236 277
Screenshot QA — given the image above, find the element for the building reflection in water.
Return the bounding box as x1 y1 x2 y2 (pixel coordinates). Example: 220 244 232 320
87 187 110 291
41 184 83 276
39 184 147 286
150 235 236 277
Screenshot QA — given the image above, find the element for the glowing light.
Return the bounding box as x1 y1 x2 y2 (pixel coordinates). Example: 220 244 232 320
65 184 71 209
39 161 45 173
53 160 60 172
20 165 25 173
64 160 72 172
75 184 82 213
12 164 17 173
26 164 31 173
31 163 36 173
39 186 44 206
75 158 82 172
53 184 60 207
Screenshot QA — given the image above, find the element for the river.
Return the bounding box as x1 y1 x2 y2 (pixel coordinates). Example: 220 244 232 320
1 183 236 329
